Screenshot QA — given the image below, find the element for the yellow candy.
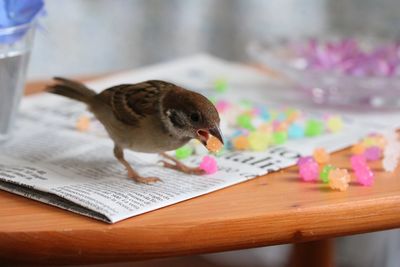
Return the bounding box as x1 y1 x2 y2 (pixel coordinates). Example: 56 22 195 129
232 136 250 150
362 137 375 147
76 115 90 132
327 116 343 133
313 147 330 164
248 131 270 151
366 135 387 148
206 135 223 153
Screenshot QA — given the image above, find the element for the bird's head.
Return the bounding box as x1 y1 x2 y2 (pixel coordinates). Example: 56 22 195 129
162 86 223 148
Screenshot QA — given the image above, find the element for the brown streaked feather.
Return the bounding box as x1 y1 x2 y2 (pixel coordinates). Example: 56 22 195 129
96 80 172 126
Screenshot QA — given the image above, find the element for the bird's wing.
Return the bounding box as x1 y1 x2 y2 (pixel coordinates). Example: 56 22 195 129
97 80 170 126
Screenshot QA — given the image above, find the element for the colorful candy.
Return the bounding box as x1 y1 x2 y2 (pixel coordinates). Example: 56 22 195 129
248 131 270 151
320 165 334 183
206 135 223 153
297 156 313 166
313 147 330 164
350 155 374 186
215 100 230 113
272 131 287 145
295 132 392 191
364 146 382 161
328 168 350 191
199 155 218 174
175 145 193 160
354 166 374 186
326 115 343 133
232 135 250 150
285 108 301 123
305 119 324 137
288 124 304 139
298 157 319 182
214 78 228 93
295 39 400 77
169 98 344 160
236 114 255 131
382 144 399 170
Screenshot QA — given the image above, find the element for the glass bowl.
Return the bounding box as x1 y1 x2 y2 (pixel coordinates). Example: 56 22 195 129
248 39 400 110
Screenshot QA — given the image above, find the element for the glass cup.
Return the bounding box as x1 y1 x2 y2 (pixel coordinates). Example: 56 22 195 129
0 22 36 142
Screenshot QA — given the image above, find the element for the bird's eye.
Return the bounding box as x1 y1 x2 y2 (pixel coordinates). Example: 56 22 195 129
190 112 200 122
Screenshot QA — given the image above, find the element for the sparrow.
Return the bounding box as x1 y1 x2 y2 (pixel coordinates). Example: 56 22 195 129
47 77 223 184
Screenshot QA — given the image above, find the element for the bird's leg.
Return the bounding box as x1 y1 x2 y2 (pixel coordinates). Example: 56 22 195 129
113 145 161 184
159 152 205 175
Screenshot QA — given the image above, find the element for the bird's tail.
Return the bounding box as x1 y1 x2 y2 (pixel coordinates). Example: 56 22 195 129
47 77 97 104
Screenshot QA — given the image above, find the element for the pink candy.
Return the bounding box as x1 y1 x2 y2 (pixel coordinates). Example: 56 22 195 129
199 155 218 174
350 155 374 186
298 157 319 182
351 154 367 168
215 100 230 113
297 156 313 166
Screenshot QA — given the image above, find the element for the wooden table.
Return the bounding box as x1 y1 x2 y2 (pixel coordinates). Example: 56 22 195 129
0 80 399 266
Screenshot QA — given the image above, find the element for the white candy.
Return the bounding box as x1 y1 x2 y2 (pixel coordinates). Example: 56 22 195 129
383 131 400 172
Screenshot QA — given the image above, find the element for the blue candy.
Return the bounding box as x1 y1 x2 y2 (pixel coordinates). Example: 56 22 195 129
288 124 304 139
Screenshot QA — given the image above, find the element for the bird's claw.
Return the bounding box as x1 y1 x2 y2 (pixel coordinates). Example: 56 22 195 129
127 171 162 184
160 160 205 175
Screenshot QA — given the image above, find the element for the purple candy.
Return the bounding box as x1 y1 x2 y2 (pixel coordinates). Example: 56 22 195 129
296 39 400 77
364 146 382 161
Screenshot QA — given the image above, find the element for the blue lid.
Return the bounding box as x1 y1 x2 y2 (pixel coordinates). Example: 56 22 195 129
0 0 44 44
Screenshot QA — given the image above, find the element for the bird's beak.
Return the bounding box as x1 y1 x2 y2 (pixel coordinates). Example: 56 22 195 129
196 125 224 147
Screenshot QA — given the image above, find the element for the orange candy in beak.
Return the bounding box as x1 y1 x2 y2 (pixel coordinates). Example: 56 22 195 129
206 135 223 153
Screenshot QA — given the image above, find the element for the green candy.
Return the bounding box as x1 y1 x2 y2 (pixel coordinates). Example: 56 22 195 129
320 165 334 183
214 78 228 93
273 131 288 145
208 96 217 105
237 114 255 131
305 119 324 137
175 146 193 160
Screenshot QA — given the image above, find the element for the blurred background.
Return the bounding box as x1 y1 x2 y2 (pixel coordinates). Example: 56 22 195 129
23 0 400 266
29 0 400 79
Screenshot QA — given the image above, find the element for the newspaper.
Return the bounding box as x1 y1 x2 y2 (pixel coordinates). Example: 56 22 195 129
1 54 400 223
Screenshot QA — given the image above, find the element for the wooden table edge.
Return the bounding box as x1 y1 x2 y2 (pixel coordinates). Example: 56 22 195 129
0 190 399 264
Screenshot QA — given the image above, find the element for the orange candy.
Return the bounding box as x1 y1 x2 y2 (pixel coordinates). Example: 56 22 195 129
206 135 223 153
313 147 330 164
258 123 272 133
76 115 90 132
351 143 365 155
287 110 301 123
328 168 350 191
232 136 250 150
276 121 289 132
